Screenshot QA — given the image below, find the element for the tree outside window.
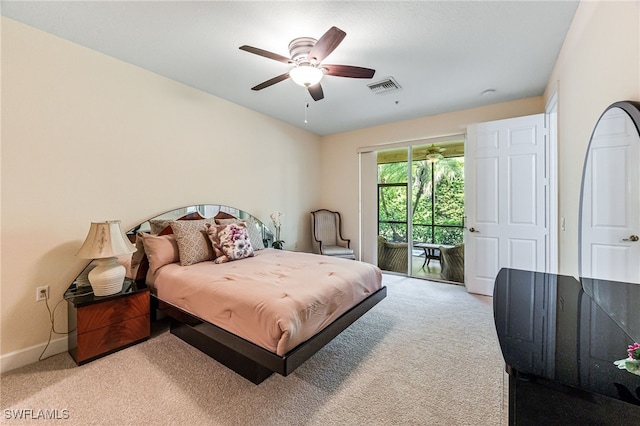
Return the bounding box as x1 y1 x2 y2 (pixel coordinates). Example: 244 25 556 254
378 156 464 246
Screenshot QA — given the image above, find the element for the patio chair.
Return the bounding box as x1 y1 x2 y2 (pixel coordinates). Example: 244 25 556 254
440 244 464 283
377 236 408 273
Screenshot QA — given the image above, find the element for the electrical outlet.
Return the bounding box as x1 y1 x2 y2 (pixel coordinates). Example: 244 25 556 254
36 285 49 302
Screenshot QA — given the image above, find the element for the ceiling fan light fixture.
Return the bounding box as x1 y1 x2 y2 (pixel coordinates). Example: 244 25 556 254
425 145 446 163
240 26 374 102
289 65 323 87
426 152 444 163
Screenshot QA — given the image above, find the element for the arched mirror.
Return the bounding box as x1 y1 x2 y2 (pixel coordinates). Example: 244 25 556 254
579 101 640 284
127 204 273 245
579 101 640 344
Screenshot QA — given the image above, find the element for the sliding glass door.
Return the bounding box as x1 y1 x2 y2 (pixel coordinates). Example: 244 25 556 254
377 141 465 280
378 159 409 274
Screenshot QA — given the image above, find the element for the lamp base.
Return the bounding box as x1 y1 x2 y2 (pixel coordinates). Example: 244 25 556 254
88 257 125 296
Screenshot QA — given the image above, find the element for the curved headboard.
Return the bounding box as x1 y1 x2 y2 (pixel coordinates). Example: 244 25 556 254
128 205 272 240
127 204 274 280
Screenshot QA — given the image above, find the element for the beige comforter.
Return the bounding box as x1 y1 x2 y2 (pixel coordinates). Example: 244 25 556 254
150 249 382 356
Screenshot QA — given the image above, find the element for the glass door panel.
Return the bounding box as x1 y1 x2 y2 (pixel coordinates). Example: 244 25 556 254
411 145 465 281
379 185 407 242
377 157 409 274
376 143 465 279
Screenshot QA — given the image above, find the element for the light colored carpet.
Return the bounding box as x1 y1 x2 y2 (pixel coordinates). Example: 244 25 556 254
1 275 506 425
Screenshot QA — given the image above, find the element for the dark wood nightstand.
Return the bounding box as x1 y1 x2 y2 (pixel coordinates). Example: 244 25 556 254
65 278 150 365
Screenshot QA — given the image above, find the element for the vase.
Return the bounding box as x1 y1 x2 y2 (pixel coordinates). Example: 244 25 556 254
273 227 283 249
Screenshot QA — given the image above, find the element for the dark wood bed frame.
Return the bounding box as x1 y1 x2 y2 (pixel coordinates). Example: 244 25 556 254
154 286 386 384
128 206 387 384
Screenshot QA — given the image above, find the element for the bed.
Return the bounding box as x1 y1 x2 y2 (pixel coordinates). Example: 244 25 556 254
126 204 386 384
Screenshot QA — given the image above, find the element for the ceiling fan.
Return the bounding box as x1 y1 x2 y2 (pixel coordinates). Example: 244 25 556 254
425 145 446 163
239 26 376 101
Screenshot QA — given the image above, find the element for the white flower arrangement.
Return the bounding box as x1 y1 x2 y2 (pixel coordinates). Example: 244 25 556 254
270 212 282 228
270 212 284 249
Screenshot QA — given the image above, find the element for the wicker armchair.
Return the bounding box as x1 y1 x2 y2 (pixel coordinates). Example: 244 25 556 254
311 209 355 259
440 244 465 283
377 236 408 273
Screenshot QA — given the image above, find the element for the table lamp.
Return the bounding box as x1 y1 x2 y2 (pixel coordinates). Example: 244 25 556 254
75 220 136 296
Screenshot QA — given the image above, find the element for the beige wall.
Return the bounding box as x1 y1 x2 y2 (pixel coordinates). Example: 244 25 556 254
1 18 320 361
318 97 545 257
544 0 640 277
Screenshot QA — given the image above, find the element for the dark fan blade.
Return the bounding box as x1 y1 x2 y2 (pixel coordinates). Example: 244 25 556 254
251 73 290 91
323 64 376 79
308 27 346 63
239 45 292 64
308 83 324 101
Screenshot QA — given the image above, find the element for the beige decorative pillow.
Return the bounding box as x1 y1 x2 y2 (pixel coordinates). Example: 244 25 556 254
170 219 216 266
130 235 147 269
245 217 266 250
205 222 254 264
149 219 172 235
206 223 227 259
139 233 180 273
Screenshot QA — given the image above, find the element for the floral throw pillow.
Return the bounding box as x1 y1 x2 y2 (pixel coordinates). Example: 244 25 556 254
214 217 266 250
205 222 255 264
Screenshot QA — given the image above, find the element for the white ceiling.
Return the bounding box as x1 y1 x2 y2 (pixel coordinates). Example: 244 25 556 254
2 1 579 136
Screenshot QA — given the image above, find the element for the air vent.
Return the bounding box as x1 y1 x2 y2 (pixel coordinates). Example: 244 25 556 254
367 77 401 95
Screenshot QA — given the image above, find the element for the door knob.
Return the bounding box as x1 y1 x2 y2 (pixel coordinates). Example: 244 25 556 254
623 235 639 242
469 227 479 233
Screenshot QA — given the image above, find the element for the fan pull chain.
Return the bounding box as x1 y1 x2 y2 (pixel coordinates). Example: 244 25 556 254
302 88 311 124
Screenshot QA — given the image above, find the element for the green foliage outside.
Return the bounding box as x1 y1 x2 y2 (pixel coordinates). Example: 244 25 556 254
378 157 465 246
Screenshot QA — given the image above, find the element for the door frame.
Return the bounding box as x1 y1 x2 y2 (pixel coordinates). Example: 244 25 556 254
546 90 559 274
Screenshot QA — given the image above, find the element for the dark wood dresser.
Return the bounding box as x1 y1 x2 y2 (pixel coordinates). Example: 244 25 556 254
66 279 150 365
494 268 640 425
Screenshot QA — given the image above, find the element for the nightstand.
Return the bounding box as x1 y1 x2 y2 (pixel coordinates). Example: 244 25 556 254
65 278 150 365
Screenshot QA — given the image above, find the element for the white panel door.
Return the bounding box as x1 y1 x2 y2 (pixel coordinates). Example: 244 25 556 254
580 107 640 283
465 114 547 295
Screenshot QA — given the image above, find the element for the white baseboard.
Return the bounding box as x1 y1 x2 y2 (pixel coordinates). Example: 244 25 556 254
1 337 68 373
